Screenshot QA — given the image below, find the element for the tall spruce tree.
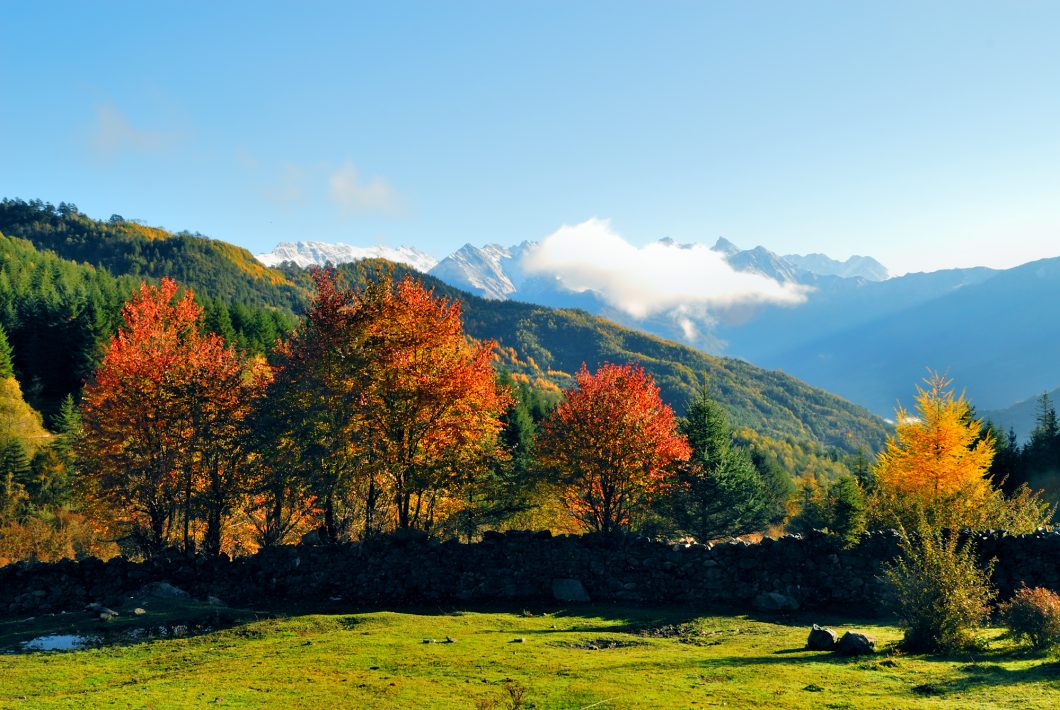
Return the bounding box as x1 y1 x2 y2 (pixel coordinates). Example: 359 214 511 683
671 387 775 541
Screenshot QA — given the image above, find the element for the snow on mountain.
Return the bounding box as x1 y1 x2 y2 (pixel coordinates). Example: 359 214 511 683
254 241 438 272
427 243 516 300
707 238 891 283
708 236 743 258
784 252 891 281
425 241 541 300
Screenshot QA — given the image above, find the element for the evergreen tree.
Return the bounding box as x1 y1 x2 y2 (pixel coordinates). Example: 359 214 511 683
202 297 237 345
828 476 867 546
1020 392 1060 490
848 445 874 491
0 324 13 379
671 387 774 541
981 420 1023 492
749 447 795 523
1031 392 1059 443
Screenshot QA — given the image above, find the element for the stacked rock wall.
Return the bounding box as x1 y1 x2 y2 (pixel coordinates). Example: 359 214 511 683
2 529 1058 616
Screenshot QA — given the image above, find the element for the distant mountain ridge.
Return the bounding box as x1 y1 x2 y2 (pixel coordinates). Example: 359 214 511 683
253 235 893 292
15 197 1058 424
255 240 437 273
254 234 1060 419
784 252 891 281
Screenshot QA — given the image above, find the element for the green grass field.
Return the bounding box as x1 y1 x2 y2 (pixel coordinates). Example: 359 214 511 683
1 600 1058 709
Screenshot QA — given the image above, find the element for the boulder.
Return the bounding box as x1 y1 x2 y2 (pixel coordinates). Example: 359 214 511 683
752 592 800 611
836 631 877 656
139 582 191 601
806 624 838 651
207 595 228 608
390 528 429 545
299 527 327 546
552 578 591 602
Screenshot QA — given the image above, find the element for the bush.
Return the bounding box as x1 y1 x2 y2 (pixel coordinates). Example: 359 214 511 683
999 586 1060 650
883 524 996 652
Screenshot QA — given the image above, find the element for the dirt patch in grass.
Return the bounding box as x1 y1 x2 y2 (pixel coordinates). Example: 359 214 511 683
552 637 648 650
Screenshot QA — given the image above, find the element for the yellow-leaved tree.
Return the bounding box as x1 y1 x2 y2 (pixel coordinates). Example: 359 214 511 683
870 371 1052 532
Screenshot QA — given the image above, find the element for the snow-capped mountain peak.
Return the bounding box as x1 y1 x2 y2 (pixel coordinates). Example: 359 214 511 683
254 241 438 272
783 252 891 281
426 242 540 300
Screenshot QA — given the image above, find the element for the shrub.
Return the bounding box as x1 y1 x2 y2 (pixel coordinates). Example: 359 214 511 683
999 586 1060 650
883 523 996 652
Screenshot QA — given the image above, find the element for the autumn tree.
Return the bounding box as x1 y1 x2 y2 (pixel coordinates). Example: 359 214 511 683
870 371 1052 531
182 337 271 556
537 362 690 533
78 278 265 555
268 265 509 540
263 267 369 542
357 269 509 532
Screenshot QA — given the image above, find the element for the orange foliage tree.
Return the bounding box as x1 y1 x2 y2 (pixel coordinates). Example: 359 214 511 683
536 362 691 533
356 269 510 531
870 371 1050 531
78 279 266 555
269 266 509 540
182 335 272 556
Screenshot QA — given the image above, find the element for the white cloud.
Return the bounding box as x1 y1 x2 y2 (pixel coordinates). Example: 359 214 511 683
521 218 809 335
328 161 400 215
87 104 181 158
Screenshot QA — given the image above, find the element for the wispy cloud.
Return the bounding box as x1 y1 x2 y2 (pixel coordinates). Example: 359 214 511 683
521 218 809 338
264 162 311 208
86 104 182 159
328 161 400 215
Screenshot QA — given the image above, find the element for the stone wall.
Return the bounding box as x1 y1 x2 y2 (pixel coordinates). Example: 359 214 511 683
3 529 1058 616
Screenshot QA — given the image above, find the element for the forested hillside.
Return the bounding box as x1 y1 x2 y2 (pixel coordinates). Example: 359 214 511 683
0 199 307 313
0 233 293 422
0 198 889 456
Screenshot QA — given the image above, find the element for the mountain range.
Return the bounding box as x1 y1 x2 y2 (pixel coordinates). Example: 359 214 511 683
256 235 1060 424
255 240 438 274
0 198 888 466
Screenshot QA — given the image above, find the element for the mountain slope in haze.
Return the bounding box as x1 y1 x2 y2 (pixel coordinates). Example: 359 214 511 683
784 252 891 281
980 387 1060 442
730 257 1060 415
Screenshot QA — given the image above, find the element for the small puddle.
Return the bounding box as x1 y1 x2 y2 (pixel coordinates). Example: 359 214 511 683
21 635 100 651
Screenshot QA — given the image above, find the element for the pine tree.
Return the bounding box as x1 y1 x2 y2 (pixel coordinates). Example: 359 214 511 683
1022 392 1060 487
829 476 867 546
1032 392 1059 443
672 387 774 541
849 446 874 491
0 323 13 379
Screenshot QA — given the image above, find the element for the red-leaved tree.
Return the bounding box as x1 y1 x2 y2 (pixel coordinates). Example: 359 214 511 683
537 362 691 533
78 279 200 553
79 278 267 555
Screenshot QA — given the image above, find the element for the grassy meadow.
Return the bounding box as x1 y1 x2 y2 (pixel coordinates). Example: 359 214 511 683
1 601 1058 709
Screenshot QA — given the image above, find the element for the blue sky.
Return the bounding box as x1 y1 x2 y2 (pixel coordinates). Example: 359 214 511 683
2 1 1058 275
